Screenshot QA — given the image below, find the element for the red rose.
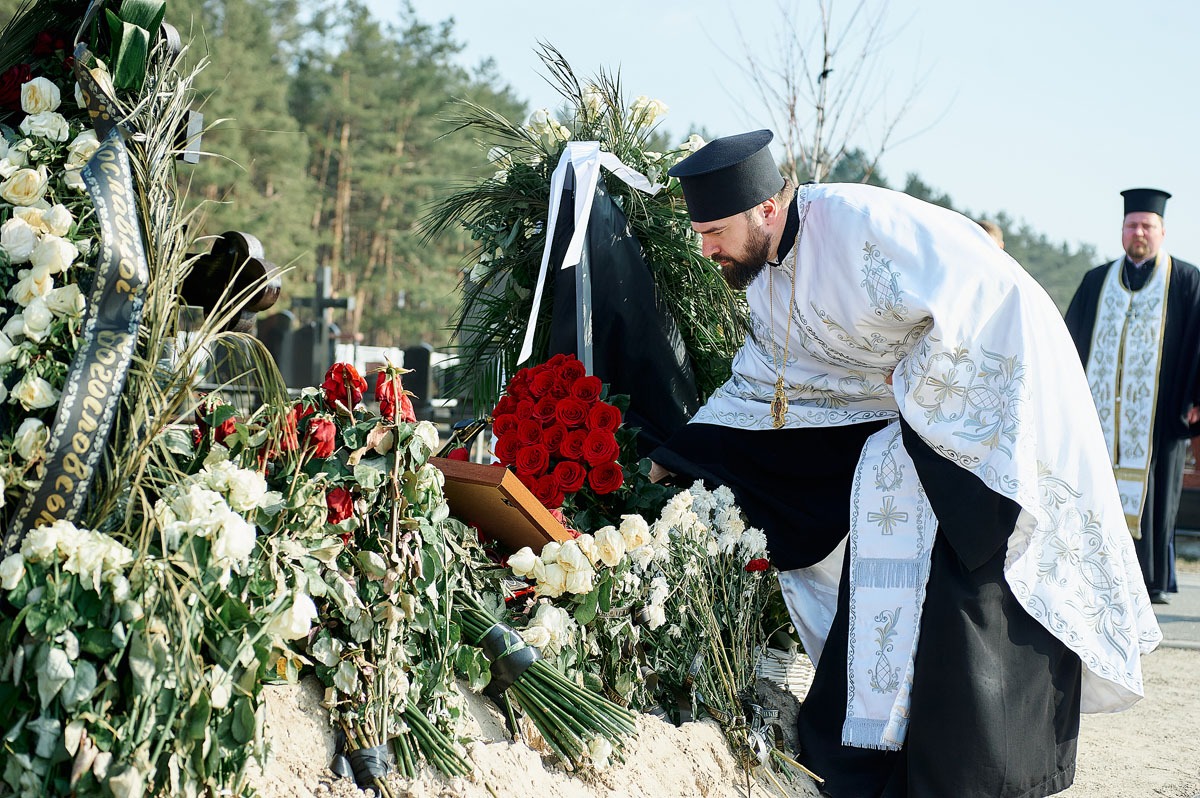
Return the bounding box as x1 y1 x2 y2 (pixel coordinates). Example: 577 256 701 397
552 460 587 493
541 423 568 453
555 397 589 428
32 30 70 56
744 558 771 573
515 399 536 420
0 64 31 111
587 462 624 495
560 429 588 461
326 486 354 524
549 377 571 399
493 395 518 417
307 416 338 458
587 402 622 433
582 429 619 467
494 434 522 465
191 426 203 448
322 363 367 409
493 413 520 437
558 358 586 383
375 371 417 423
514 444 550 477
533 473 565 509
517 418 544 446
545 353 568 369
571 375 603 403
533 395 558 423
507 375 532 400
195 399 237 445
530 369 557 398
447 447 469 461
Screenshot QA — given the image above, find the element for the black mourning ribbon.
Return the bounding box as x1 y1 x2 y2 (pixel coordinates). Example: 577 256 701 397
329 733 392 786
480 621 541 696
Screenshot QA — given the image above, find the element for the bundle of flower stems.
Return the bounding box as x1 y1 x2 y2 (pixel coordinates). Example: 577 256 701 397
456 592 636 768
339 706 471 797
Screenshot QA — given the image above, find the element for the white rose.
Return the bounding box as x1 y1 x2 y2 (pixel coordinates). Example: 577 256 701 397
587 736 613 771
521 624 552 650
593 526 626 568
64 535 107 591
575 533 599 566
43 284 84 318
0 553 25 590
8 266 54 306
212 511 256 566
532 603 572 645
413 420 439 453
556 539 589 574
64 129 100 168
539 541 561 565
0 159 20 180
22 524 60 562
619 514 650 551
20 297 52 342
0 166 49 206
536 562 567 598
18 111 70 143
42 204 73 237
265 592 318 641
564 564 595 595
643 603 667 630
30 235 77 275
631 95 668 125
11 372 59 410
225 468 268 512
0 216 37 262
169 485 226 529
682 133 707 153
13 417 48 461
20 77 61 114
507 546 538 579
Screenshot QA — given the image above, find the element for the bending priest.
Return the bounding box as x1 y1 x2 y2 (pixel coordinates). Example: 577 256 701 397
650 130 1161 798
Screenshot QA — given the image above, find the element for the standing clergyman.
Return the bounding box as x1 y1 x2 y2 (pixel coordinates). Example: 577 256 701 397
1064 188 1200 605
649 130 1160 797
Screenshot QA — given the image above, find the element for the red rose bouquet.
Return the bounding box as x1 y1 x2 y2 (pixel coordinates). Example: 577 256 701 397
490 354 625 514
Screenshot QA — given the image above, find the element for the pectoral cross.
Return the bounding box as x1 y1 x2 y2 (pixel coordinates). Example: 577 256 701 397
771 375 788 429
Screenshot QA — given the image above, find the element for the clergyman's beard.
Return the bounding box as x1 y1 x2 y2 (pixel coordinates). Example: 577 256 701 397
717 224 773 290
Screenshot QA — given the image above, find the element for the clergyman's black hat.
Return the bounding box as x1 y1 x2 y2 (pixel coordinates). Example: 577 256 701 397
667 129 784 223
1121 187 1171 217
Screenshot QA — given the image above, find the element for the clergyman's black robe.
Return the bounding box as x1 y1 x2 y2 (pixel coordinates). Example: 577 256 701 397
1063 257 1200 596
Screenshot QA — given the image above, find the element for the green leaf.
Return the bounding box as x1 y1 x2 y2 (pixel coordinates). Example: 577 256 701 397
231 696 255 744
598 573 614 612
112 22 149 90
59 660 97 711
187 688 212 740
574 587 599 625
104 8 124 52
352 457 387 492
119 0 166 32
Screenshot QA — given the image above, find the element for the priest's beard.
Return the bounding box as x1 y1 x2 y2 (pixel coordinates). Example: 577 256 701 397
715 221 773 290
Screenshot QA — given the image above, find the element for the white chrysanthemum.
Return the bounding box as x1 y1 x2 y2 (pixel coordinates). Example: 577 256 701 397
717 529 740 555
739 527 768 557
715 506 746 537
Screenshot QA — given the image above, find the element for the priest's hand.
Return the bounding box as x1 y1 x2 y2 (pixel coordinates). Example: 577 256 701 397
649 461 675 483
1189 406 1200 425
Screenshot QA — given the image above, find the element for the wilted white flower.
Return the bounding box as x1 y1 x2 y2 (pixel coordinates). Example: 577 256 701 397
265 592 318 641
522 624 551 649
507 546 539 579
643 603 666 630
65 129 100 168
527 602 574 654
413 420 439 453
0 216 37 262
575 533 599 565
629 544 655 571
11 372 59 410
212 510 256 566
22 521 64 562
20 77 61 114
0 166 49 206
8 265 54 306
486 147 512 167
0 553 25 590
225 468 269 512
580 85 604 118
19 111 70 143
30 235 77 274
594 526 626 568
587 735 613 770
556 539 589 573
13 417 48 460
106 765 145 798
682 133 707 153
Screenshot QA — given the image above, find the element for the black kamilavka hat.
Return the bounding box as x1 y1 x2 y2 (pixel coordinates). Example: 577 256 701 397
667 129 784 223
1121 188 1171 217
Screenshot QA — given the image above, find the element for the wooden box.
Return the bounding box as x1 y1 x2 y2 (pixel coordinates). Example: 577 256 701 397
430 457 573 554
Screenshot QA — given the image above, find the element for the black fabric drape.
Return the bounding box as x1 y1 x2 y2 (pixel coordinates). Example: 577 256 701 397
547 177 700 455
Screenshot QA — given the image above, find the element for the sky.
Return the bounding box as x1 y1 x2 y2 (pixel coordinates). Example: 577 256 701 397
366 0 1200 265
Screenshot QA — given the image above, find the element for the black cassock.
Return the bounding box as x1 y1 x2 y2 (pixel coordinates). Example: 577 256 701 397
1063 257 1200 596
652 420 1081 798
